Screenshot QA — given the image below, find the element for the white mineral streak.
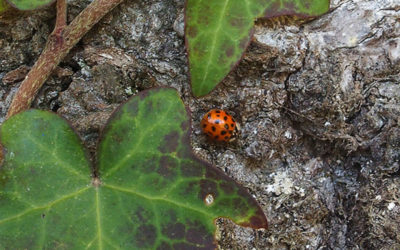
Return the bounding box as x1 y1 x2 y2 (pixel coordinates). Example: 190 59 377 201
266 171 294 195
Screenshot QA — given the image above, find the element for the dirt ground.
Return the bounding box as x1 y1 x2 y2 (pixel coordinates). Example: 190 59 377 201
1 0 399 249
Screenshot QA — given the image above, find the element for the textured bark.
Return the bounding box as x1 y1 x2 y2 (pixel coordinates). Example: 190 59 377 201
6 0 124 118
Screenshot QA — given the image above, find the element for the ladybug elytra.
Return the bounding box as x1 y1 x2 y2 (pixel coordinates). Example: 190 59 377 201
201 109 237 142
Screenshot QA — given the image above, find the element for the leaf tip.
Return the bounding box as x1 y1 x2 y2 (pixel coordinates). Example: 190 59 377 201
240 208 268 230
6 0 56 11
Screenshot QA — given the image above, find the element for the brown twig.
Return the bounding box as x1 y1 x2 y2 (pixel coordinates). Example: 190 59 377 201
6 0 125 118
54 0 67 39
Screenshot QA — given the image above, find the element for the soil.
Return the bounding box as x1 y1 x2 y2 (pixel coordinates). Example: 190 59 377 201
1 0 399 249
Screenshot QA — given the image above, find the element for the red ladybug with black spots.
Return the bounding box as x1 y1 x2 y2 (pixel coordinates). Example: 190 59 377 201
201 109 238 142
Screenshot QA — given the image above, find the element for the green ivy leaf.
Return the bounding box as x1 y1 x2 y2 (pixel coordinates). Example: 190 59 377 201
186 0 331 97
6 0 55 11
0 88 267 248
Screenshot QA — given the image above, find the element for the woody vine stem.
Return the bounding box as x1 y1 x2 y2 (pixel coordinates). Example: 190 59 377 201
6 0 125 118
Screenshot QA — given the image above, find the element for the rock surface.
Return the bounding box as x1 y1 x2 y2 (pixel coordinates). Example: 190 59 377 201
1 0 399 248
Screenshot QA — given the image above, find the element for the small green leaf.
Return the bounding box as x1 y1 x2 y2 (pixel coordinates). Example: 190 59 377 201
0 88 267 248
0 110 93 249
186 0 330 97
6 0 55 11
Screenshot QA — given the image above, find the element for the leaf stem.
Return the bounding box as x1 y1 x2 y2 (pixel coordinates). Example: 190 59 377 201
6 0 125 119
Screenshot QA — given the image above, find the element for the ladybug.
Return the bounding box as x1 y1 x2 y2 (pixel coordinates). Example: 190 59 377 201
201 109 238 142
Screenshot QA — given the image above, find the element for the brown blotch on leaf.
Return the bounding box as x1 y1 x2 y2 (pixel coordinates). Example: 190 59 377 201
205 167 219 179
199 179 218 200
172 242 197 249
158 131 179 153
158 156 177 180
263 2 295 18
181 119 190 132
230 17 246 28
263 2 280 17
232 197 249 215
219 181 235 194
133 155 158 173
180 180 198 196
192 39 208 57
238 203 268 229
181 161 203 177
198 4 212 25
236 188 268 229
217 198 232 208
239 37 249 49
112 126 130 144
178 137 192 158
157 242 172 250
187 26 198 38
186 222 214 247
250 215 265 229
134 224 157 247
126 99 140 118
162 222 186 239
144 100 154 114
164 209 178 222
130 206 153 222
139 89 151 100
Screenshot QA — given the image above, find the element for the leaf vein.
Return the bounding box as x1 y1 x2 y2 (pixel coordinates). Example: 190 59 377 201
103 102 176 178
103 184 210 218
25 134 88 180
0 186 90 225
199 0 230 92
95 188 103 250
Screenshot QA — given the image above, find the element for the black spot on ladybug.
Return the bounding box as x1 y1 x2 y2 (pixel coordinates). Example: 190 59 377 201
224 124 229 129
217 115 220 117
215 135 219 139
216 110 221 113
211 126 216 132
215 120 220 124
224 136 229 140
203 124 206 128
230 123 234 128
224 116 228 120
221 131 227 135
231 118 235 122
